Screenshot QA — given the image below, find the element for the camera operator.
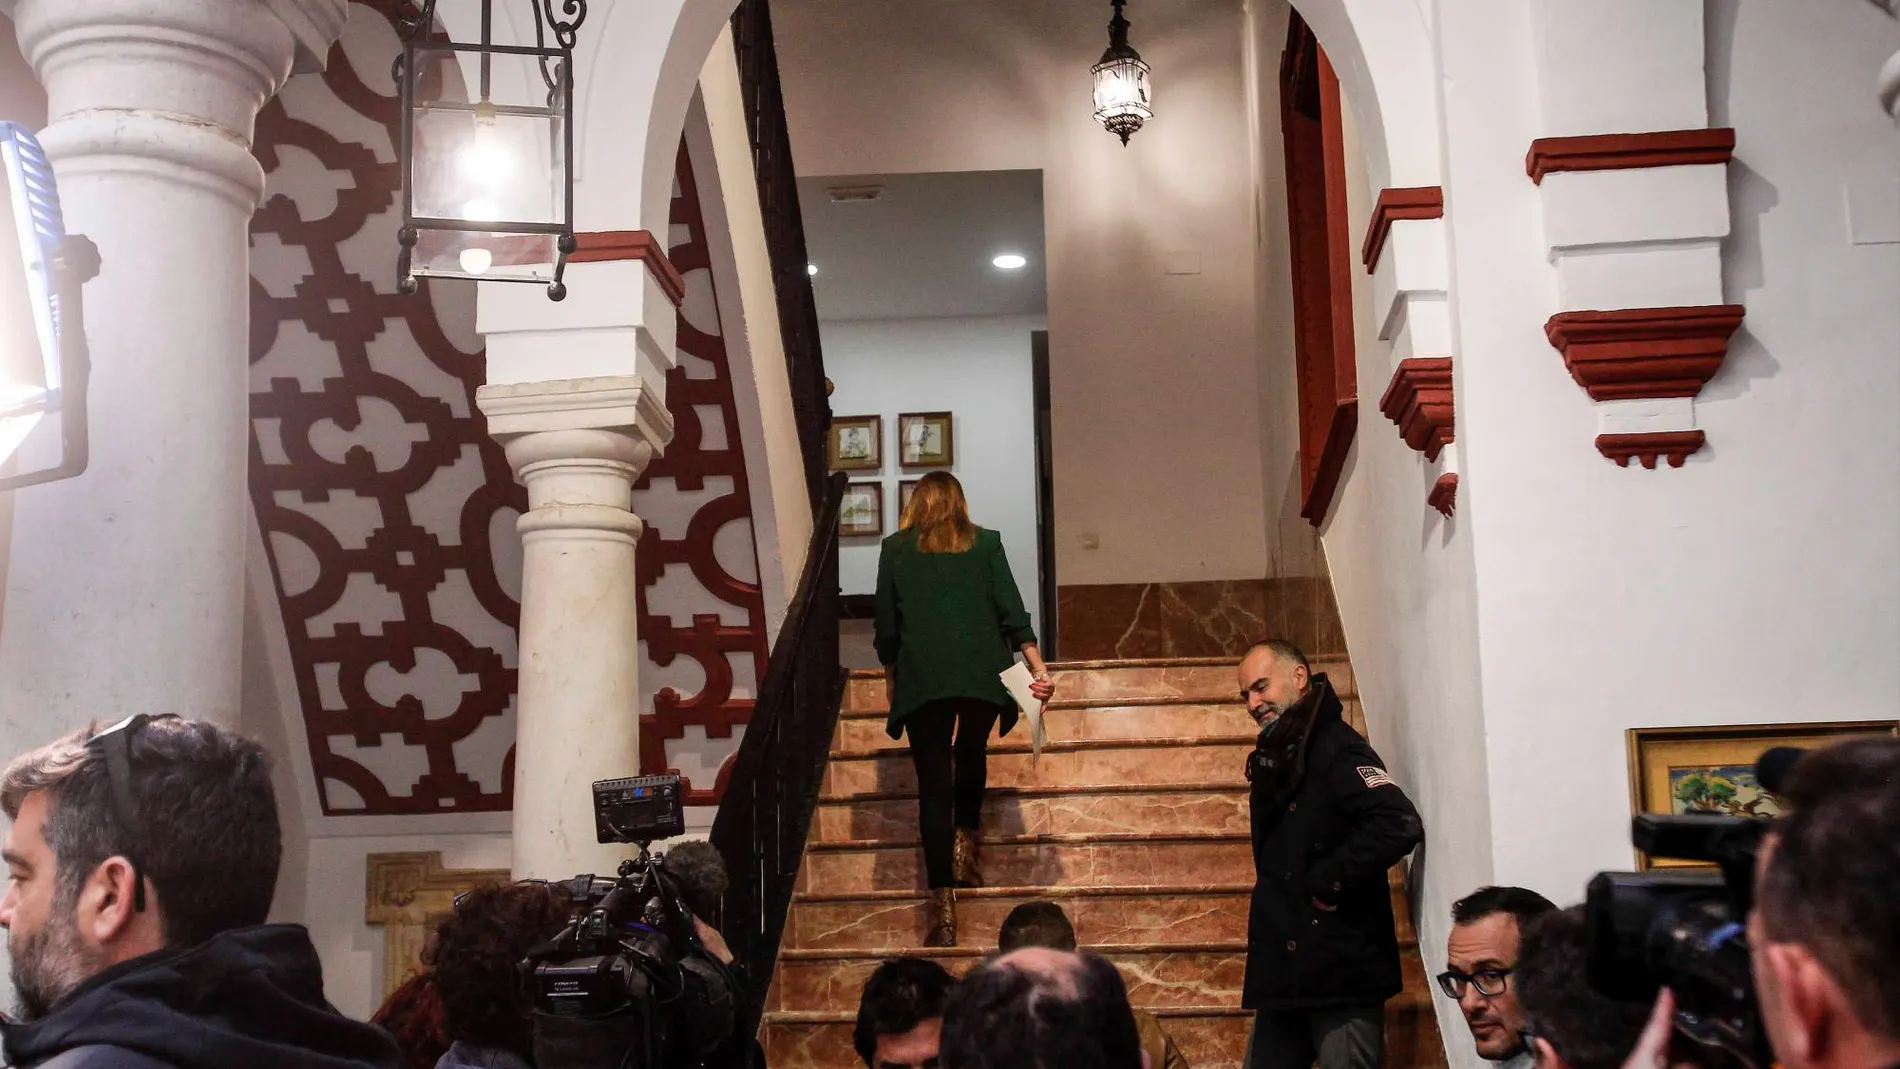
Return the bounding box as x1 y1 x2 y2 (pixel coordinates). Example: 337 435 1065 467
660 840 736 968
1622 737 1900 1069
1515 906 1652 1069
526 778 751 1069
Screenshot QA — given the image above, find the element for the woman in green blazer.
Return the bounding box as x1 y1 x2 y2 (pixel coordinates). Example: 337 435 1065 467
874 471 1054 946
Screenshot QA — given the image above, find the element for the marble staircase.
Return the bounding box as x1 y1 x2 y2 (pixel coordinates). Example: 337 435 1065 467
761 656 1443 1069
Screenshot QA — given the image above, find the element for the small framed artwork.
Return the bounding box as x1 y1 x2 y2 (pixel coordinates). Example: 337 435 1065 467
1626 720 1898 869
839 481 885 538
829 415 882 471
898 479 921 517
898 411 954 468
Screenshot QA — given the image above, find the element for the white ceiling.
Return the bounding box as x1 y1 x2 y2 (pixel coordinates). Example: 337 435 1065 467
798 169 1047 321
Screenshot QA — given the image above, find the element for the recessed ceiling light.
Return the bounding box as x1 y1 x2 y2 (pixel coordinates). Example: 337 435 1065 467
993 253 1027 270
807 263 819 276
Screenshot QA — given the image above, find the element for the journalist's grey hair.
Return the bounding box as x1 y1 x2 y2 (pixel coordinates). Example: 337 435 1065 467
664 839 730 922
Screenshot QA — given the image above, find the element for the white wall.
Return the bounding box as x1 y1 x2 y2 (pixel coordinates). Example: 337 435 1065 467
1244 5 1497 1061
824 315 1044 640
1451 0 1900 902
773 0 1269 587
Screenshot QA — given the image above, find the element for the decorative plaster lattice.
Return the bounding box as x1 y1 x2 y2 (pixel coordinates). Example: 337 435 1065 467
633 144 770 807
247 1 767 815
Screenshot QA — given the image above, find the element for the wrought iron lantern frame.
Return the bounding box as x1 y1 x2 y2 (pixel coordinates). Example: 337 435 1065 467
394 0 584 300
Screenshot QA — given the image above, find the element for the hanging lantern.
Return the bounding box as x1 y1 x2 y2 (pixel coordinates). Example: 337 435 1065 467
1092 0 1153 145
395 0 584 300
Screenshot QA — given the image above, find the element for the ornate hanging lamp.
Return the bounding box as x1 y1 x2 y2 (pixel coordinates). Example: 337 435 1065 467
1091 0 1153 145
395 0 584 300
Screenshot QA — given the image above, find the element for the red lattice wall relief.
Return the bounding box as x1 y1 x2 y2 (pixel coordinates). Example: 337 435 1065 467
247 2 768 815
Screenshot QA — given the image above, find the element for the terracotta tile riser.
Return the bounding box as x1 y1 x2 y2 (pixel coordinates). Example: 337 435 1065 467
814 790 1250 842
786 890 1252 951
771 948 1248 1012
823 744 1254 794
835 703 1259 752
763 1016 1252 1069
842 660 1356 712
800 839 1254 894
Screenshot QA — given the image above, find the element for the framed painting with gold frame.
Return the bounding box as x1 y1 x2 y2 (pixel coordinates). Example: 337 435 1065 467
1626 720 1898 869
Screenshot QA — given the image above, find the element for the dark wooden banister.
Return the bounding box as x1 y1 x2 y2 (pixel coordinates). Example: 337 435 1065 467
710 472 846 1047
711 0 844 1050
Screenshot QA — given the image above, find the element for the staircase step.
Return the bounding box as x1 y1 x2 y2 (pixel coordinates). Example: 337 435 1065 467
841 656 1355 714
785 883 1252 950
772 942 1247 1012
798 832 1253 894
815 784 1248 841
762 1007 1252 1069
835 700 1264 753
824 736 1255 795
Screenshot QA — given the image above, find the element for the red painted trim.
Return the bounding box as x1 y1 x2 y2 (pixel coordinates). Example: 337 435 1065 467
1301 400 1358 525
1544 305 1745 401
1526 128 1735 185
1361 186 1443 272
1282 16 1359 529
572 230 688 306
1596 431 1706 469
1378 357 1454 462
1428 473 1458 518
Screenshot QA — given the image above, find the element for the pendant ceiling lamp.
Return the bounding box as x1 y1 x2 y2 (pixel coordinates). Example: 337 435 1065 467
1091 0 1153 145
394 0 585 300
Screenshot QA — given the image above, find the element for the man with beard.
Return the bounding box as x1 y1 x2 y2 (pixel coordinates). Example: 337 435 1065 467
1237 640 1424 1069
0 715 403 1069
1440 886 1558 1069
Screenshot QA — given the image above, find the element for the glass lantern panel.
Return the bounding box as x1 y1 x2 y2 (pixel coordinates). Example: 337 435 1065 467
1092 56 1153 121
411 227 559 283
408 45 568 228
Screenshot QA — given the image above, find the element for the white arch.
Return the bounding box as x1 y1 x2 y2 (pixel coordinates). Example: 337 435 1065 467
565 0 1443 237
1295 0 1443 189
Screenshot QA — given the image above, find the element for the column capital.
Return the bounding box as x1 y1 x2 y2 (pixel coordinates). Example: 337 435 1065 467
12 0 351 209
476 374 677 454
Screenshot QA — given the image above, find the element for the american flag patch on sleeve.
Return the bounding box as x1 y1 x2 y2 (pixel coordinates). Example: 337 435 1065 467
1357 766 1395 789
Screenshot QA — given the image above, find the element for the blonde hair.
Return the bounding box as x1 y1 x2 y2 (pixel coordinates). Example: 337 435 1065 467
901 471 976 553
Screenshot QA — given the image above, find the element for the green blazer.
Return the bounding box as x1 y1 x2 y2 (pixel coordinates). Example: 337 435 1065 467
873 525 1038 739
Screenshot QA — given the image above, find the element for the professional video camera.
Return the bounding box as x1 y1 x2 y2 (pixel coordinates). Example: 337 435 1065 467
523 774 740 1069
1582 747 1803 1069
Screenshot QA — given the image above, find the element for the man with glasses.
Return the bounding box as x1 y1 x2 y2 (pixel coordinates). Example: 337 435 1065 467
1438 886 1558 1069
1235 640 1424 1069
0 715 403 1069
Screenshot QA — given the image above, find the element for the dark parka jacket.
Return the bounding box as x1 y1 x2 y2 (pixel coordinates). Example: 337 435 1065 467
0 924 404 1069
1242 674 1425 1009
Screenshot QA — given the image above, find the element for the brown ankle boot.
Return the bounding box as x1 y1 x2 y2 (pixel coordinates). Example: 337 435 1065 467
924 887 957 947
952 827 984 888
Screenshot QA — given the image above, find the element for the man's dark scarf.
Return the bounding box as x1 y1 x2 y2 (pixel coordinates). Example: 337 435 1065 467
1244 676 1330 818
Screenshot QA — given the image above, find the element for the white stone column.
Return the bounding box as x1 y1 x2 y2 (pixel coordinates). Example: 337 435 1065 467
0 0 347 732
478 377 673 881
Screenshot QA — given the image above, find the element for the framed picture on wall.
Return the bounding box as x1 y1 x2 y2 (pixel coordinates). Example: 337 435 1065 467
898 411 954 468
1626 720 1898 869
839 482 885 538
898 479 921 518
829 415 882 471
